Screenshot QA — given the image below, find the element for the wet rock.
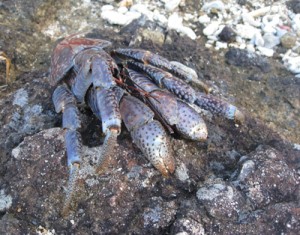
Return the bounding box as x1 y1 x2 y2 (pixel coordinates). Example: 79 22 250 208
280 33 297 49
225 48 271 72
218 26 236 43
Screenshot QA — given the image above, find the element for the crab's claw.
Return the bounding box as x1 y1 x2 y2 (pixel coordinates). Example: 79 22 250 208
132 120 175 176
119 95 175 176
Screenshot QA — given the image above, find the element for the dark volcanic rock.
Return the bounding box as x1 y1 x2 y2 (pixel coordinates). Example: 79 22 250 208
287 0 300 13
232 146 299 209
225 48 271 73
218 26 236 43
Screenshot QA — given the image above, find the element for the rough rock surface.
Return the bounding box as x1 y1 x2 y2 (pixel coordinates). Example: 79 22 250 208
0 0 299 234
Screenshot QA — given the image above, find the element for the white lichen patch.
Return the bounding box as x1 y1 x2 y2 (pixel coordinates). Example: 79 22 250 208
36 225 55 235
13 88 28 107
0 189 12 212
42 128 64 141
12 146 21 159
175 162 189 182
196 183 229 201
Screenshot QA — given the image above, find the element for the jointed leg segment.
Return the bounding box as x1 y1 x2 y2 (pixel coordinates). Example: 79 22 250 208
53 84 82 216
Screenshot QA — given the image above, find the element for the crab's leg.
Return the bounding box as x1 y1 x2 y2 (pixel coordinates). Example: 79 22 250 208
127 69 207 141
128 61 197 103
86 87 120 174
114 88 175 176
195 93 245 123
52 84 82 216
128 61 244 123
87 54 122 174
113 48 210 93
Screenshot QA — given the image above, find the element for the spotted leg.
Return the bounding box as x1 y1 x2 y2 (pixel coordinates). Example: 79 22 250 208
85 52 122 174
127 61 245 124
195 93 245 123
127 69 208 141
115 88 175 176
113 48 211 93
52 84 82 216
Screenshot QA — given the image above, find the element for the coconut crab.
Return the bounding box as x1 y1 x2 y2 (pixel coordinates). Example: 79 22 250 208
50 35 244 215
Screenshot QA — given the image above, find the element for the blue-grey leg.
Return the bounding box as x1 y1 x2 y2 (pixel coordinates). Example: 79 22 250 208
127 69 208 141
87 55 122 174
86 87 121 174
113 48 210 93
195 92 245 123
127 62 244 124
52 84 82 216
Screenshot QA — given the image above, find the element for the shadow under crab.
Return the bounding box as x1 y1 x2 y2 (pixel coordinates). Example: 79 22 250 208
50 34 245 215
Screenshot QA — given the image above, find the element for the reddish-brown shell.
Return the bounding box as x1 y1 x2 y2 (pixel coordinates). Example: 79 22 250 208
50 36 112 85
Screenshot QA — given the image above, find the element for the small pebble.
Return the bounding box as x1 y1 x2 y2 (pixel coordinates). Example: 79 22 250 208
242 12 261 27
218 26 236 42
153 10 168 27
263 33 280 49
283 55 300 73
165 0 181 12
236 24 260 39
178 26 197 40
201 1 225 13
216 41 228 49
101 5 114 12
280 33 297 49
198 14 211 24
168 12 183 30
253 32 264 47
118 6 128 14
203 21 220 36
261 24 277 34
257 46 274 57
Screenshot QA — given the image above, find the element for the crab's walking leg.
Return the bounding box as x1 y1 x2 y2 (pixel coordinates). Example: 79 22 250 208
113 48 210 93
52 84 82 216
128 61 244 124
87 87 120 174
195 93 245 123
87 54 122 174
127 69 208 141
